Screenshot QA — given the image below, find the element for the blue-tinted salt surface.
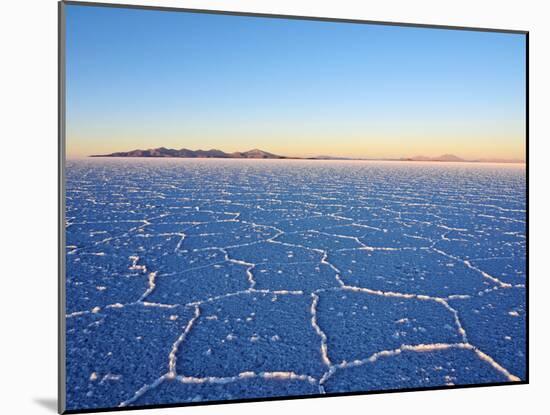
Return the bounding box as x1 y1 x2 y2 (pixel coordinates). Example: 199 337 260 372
65 159 526 410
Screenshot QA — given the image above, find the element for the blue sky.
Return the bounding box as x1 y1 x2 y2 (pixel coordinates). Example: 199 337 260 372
65 4 526 159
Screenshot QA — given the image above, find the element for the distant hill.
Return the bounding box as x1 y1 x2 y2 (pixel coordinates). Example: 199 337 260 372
399 154 524 163
91 147 288 159
401 154 466 162
434 154 465 162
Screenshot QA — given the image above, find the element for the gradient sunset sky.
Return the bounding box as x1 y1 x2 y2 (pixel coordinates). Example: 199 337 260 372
65 4 526 160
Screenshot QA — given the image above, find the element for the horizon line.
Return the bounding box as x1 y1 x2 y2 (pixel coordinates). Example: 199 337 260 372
66 156 527 166
81 146 526 163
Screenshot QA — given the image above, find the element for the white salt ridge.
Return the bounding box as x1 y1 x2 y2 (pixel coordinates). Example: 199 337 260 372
432 248 512 288
100 373 122 384
168 305 201 378
310 293 331 366
319 342 520 387
138 272 158 302
221 248 257 289
128 255 147 273
174 232 186 253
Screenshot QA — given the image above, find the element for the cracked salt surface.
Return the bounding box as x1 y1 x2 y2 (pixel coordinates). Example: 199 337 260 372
65 159 526 410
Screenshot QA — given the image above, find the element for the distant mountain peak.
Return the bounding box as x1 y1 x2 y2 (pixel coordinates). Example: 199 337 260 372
437 154 464 161
239 149 280 158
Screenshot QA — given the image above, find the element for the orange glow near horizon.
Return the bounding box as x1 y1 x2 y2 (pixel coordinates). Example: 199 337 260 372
66 128 526 161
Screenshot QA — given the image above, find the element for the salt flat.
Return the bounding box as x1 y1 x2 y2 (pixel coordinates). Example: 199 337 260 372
65 158 526 410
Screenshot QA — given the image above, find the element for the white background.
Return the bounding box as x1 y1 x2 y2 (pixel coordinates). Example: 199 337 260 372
0 0 546 414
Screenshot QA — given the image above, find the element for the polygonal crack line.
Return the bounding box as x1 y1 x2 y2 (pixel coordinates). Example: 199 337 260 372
430 247 514 289
66 216 165 255
118 302 320 407
173 232 186 253
317 342 521 392
309 287 471 389
67 227 144 255
268 238 326 258
73 210 278 258
277 228 370 250
123 253 161 304
256 236 345 289
269 226 430 254
64 300 172 319
310 293 331 368
167 305 201 378
311 285 521 388
65 287 312 319
329 271 470 343
128 242 256 305
117 304 201 408
238 219 285 238
65 281 473 327
79 218 351 310
219 248 256 289
136 251 253 306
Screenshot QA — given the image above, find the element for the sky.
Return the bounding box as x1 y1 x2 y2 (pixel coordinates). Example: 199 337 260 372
65 4 526 160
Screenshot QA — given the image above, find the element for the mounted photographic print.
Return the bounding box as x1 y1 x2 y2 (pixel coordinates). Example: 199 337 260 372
59 1 528 413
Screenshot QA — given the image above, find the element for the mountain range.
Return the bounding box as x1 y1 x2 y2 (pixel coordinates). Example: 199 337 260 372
91 148 287 159
90 148 524 163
